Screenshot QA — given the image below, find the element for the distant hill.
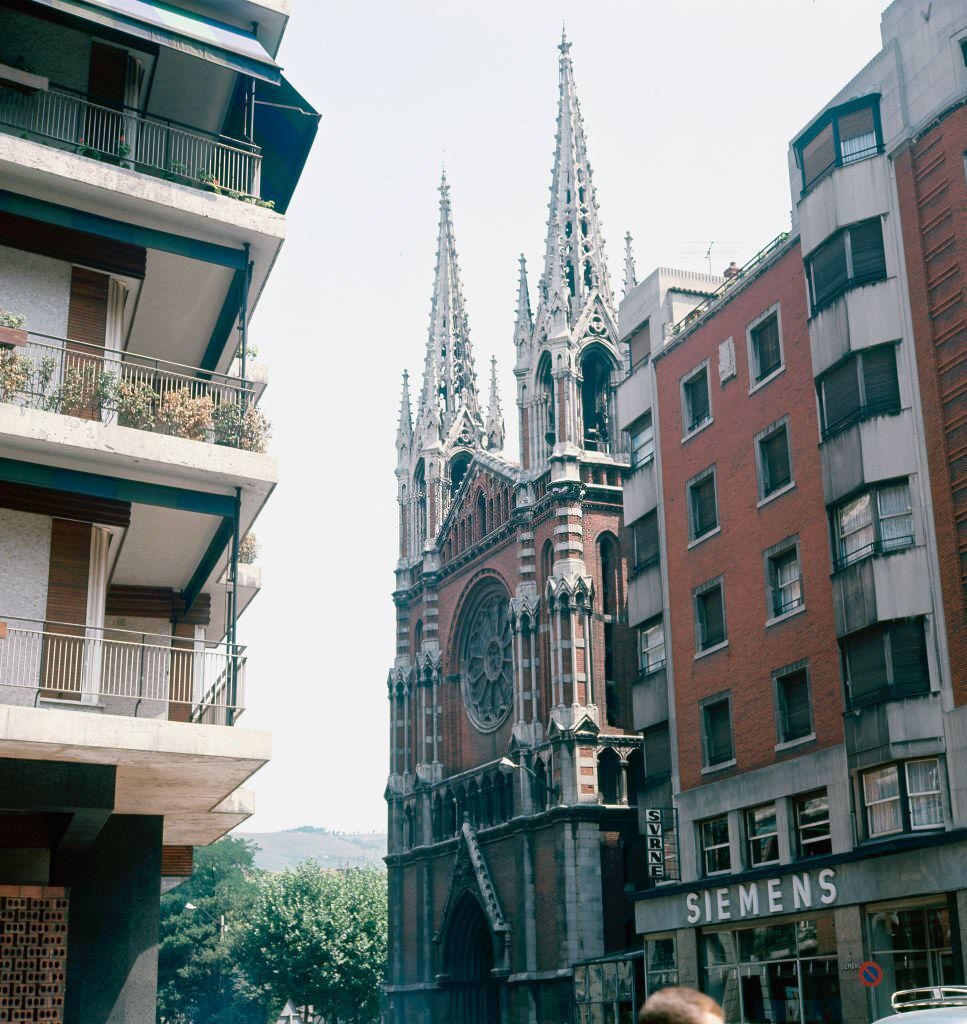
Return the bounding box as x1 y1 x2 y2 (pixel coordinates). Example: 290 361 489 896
235 826 387 872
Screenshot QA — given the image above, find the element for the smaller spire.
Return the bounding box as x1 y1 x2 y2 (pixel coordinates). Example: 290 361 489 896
623 231 637 297
397 369 413 448
514 253 532 347
485 356 505 451
559 23 571 54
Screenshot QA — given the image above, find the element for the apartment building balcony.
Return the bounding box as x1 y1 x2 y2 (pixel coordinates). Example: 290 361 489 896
633 667 669 732
0 82 263 202
0 617 244 724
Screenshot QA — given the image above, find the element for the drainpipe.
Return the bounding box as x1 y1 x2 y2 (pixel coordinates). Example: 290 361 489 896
228 487 241 725
239 246 252 411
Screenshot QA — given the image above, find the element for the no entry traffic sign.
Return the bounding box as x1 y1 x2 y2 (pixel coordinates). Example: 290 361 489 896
859 961 883 988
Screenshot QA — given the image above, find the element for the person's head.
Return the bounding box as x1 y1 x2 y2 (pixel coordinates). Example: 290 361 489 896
638 986 724 1024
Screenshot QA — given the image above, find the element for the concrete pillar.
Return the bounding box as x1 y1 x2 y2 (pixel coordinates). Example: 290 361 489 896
956 891 967 985
61 814 163 1024
674 926 700 989
835 904 868 1024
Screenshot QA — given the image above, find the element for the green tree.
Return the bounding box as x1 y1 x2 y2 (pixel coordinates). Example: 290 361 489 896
157 837 269 1024
232 864 387 1024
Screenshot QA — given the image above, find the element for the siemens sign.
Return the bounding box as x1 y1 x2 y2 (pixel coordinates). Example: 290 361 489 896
685 868 837 925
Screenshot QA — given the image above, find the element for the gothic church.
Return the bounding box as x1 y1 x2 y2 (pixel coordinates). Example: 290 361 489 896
386 35 646 1024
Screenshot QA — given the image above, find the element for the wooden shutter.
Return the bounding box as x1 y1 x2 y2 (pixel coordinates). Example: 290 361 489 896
41 519 92 700
890 619 929 696
65 267 109 421
168 622 195 723
821 358 861 433
634 511 660 570
862 345 901 415
849 219 886 283
762 428 791 492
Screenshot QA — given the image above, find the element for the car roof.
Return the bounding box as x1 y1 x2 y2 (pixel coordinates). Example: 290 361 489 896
874 1010 967 1023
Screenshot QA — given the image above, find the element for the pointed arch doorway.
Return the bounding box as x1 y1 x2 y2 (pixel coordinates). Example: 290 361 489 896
443 892 501 1024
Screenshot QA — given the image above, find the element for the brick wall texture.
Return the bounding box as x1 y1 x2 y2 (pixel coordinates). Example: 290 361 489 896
0 886 68 1023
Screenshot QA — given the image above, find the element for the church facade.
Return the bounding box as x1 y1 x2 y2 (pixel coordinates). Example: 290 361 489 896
384 37 647 1024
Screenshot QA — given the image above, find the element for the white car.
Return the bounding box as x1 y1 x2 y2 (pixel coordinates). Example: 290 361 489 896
874 987 967 1023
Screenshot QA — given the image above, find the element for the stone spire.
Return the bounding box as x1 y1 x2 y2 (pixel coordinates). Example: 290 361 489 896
513 253 533 348
536 30 614 328
623 231 637 296
485 356 505 451
417 170 482 442
396 369 413 449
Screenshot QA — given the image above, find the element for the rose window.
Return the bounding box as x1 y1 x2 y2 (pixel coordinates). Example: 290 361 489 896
461 593 513 732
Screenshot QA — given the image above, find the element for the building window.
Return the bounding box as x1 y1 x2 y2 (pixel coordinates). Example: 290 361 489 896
774 663 813 744
833 480 913 569
701 693 734 768
637 617 665 675
699 815 731 875
807 218 887 313
745 804 779 866
645 937 678 996
795 790 832 858
862 758 944 838
633 511 660 573
748 308 783 385
818 343 901 437
842 617 930 708
630 320 651 370
695 579 726 652
767 544 803 619
757 421 793 500
630 412 655 468
795 95 883 192
682 364 711 435
688 468 718 542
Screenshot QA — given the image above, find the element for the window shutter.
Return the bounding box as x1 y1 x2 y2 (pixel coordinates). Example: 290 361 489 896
845 628 887 705
849 220 886 283
65 267 110 421
889 620 930 696
752 315 782 380
644 725 671 778
821 358 861 432
692 476 717 535
41 519 92 699
704 700 733 763
862 345 900 415
630 322 650 368
634 512 660 570
810 233 848 308
780 670 811 740
686 372 709 429
700 587 725 648
762 428 791 492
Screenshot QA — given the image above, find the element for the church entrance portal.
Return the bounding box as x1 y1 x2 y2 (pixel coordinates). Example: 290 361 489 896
444 892 500 1024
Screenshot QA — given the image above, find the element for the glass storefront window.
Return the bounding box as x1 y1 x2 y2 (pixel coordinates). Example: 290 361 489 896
646 937 678 995
575 956 641 1024
702 917 841 1024
868 904 954 1019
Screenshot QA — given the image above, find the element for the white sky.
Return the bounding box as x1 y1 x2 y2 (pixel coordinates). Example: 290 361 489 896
237 0 889 834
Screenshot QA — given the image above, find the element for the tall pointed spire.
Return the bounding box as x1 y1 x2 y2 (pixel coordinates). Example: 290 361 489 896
417 171 482 443
396 369 413 449
485 356 505 451
536 31 614 329
514 253 533 348
623 231 637 296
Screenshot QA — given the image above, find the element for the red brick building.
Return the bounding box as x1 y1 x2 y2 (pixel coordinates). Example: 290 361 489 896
385 38 646 1024
618 3 967 1022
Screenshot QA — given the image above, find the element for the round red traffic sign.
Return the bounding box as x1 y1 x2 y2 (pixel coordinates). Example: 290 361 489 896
859 961 883 987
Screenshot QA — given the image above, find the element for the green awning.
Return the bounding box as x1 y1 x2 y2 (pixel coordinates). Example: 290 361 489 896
32 0 282 83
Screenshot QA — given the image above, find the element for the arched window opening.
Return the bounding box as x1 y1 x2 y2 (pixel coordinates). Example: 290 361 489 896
598 749 621 805
565 220 573 238
450 451 472 498
414 620 423 656
414 461 427 550
599 533 621 727
488 498 495 534
432 793 443 842
467 780 479 827
581 347 613 452
538 356 555 448
476 491 487 541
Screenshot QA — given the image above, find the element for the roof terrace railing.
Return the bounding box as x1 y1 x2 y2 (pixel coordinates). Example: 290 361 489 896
1 331 265 451
0 81 263 200
0 617 245 725
669 232 792 339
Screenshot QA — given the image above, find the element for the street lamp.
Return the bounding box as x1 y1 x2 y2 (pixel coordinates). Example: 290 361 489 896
185 902 227 936
497 756 556 807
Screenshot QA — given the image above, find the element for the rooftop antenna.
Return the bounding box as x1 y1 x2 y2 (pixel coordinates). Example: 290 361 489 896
705 241 714 277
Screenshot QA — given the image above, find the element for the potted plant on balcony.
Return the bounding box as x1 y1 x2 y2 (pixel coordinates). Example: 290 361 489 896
0 308 28 349
157 386 214 441
114 377 157 429
0 349 31 402
212 400 271 453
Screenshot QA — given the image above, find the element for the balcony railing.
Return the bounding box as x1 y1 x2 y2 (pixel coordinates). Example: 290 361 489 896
0 617 244 725
0 82 262 200
1 331 266 451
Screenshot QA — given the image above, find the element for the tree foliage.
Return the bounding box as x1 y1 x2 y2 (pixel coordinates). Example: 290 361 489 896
231 864 388 1024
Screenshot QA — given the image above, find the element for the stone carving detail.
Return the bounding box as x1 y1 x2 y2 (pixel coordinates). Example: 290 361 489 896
461 593 513 732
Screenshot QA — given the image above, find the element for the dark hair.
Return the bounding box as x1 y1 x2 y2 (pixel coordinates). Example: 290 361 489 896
638 987 724 1024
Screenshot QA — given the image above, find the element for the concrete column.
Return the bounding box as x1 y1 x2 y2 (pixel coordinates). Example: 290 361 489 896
835 904 867 1024
956 891 967 988
61 815 163 1024
674 926 701 990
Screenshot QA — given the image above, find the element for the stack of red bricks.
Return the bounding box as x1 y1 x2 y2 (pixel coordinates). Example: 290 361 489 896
0 886 68 1023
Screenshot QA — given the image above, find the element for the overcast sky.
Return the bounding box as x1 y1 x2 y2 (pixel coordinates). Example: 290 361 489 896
237 0 890 835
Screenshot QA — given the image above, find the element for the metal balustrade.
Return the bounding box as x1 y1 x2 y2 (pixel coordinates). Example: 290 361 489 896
0 617 245 724
2 331 258 448
0 81 262 198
